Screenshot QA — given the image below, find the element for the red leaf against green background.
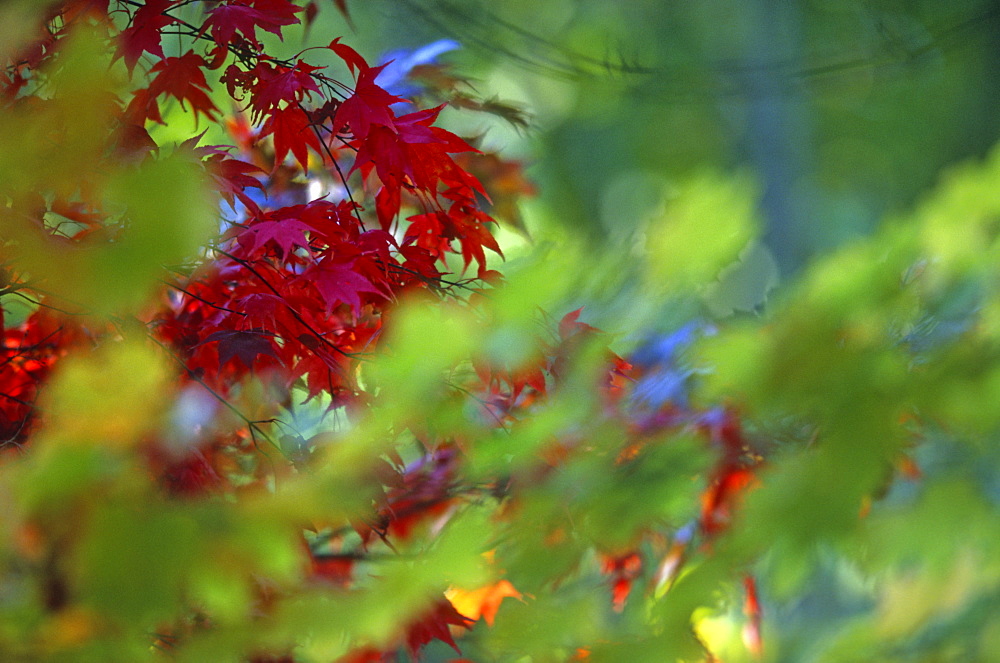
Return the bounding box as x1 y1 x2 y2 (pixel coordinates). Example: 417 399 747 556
147 51 218 121
333 63 406 139
118 0 176 75
329 37 368 75
404 599 474 658
202 0 302 50
247 60 323 121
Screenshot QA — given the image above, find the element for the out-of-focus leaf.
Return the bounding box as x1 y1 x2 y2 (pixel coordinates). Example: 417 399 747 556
644 171 758 287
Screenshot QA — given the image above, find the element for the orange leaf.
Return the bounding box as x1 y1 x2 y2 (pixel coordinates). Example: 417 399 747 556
446 580 521 626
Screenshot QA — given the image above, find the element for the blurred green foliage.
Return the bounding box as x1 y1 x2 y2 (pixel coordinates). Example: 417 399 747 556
337 0 1000 277
320 3 1000 659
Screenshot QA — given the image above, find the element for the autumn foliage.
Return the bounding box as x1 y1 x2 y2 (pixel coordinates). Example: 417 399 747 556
0 1 770 659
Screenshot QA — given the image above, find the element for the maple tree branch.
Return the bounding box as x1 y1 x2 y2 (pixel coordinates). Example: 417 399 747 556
0 414 32 450
296 101 367 232
0 391 34 408
379 260 485 296
443 380 511 431
0 329 62 370
121 0 303 74
168 0 209 10
160 280 248 317
141 326 289 462
214 248 358 360
308 481 502 553
5 289 88 317
311 551 418 561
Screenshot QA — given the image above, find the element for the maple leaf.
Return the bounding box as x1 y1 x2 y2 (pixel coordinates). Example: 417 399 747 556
394 105 450 144
235 218 313 260
206 155 266 216
112 122 157 163
118 0 177 76
356 229 397 262
303 1 319 33
446 580 521 626
330 0 355 31
338 647 388 663
304 259 385 315
123 87 163 125
221 64 259 104
156 449 223 496
261 104 323 171
404 212 450 259
352 125 407 185
234 292 284 328
248 61 323 120
450 208 503 277
559 307 600 340
201 329 279 370
403 599 473 658
329 37 368 75
148 51 218 121
333 63 406 139
203 0 302 50
700 467 756 536
375 185 400 230
455 152 536 237
295 199 359 245
61 0 112 23
352 106 478 194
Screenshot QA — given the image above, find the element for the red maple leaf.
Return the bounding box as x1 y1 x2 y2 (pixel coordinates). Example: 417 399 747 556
201 329 280 370
248 60 323 120
350 106 479 212
206 155 266 216
700 467 756 537
395 105 464 145
304 259 386 315
329 37 368 75
261 104 323 171
352 125 407 184
333 63 406 139
375 184 400 230
337 647 388 663
404 599 473 658
234 218 313 260
118 0 177 75
61 0 111 22
124 87 164 125
404 212 450 259
234 292 284 329
203 0 302 50
147 51 218 121
743 575 763 657
450 207 503 277
559 307 600 340
330 0 354 30
112 121 158 162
